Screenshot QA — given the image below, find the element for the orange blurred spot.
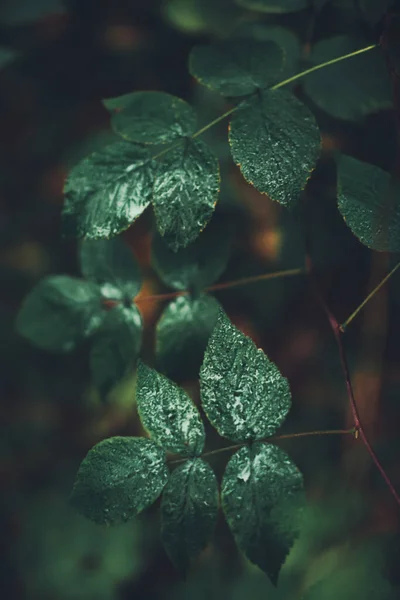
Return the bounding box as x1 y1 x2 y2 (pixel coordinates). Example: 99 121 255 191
104 25 142 51
251 227 282 261
41 165 67 202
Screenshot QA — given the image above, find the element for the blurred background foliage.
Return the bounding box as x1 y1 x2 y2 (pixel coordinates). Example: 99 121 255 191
1 0 400 598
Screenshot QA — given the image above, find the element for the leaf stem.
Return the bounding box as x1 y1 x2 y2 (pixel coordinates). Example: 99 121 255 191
340 261 400 332
306 253 400 506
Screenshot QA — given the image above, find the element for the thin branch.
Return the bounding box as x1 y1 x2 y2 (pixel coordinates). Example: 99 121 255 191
340 261 400 332
306 254 400 506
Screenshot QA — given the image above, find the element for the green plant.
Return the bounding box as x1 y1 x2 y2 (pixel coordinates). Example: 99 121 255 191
15 0 400 589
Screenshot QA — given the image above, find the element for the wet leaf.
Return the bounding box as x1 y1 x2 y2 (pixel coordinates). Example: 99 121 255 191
200 311 291 442
106 92 197 144
90 305 143 398
234 0 308 13
221 442 304 584
337 155 400 252
80 238 141 301
16 276 103 352
151 218 231 291
303 35 392 121
70 436 168 525
153 138 219 250
161 458 219 575
156 294 221 379
189 39 284 97
63 141 154 239
229 89 320 208
137 361 205 456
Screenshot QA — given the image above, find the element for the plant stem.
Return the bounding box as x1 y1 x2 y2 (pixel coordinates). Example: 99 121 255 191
340 261 400 332
135 267 303 304
151 44 377 161
168 428 355 464
306 254 400 506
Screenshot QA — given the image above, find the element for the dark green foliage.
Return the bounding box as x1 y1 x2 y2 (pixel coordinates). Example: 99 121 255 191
80 238 141 300
16 276 104 352
105 92 197 144
63 141 155 239
337 155 400 252
229 90 321 208
221 442 304 585
152 138 220 250
189 39 284 97
156 294 221 377
359 0 395 25
151 219 231 292
136 362 205 456
200 311 291 442
234 0 308 12
90 305 142 398
70 436 168 525
303 36 392 121
161 459 219 574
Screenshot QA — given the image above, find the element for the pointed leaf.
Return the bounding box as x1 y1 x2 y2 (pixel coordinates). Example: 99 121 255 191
303 36 392 121
16 276 104 352
156 294 221 379
63 141 154 239
136 362 205 456
153 138 219 250
151 217 231 291
234 0 308 13
200 311 291 442
229 89 320 208
90 304 143 398
189 39 284 97
81 238 141 300
337 155 400 252
161 458 219 575
71 436 168 525
222 442 304 584
107 91 197 144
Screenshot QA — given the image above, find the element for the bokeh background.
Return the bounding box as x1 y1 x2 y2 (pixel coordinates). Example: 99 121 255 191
1 0 400 598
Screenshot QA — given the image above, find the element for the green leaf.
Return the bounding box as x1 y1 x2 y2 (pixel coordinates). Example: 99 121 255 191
161 458 219 575
151 217 231 291
156 294 221 379
234 0 308 13
189 39 284 97
107 92 197 144
337 155 400 252
153 138 220 250
70 436 168 525
90 305 143 398
63 141 154 239
229 89 320 209
221 442 304 584
200 311 291 442
359 0 395 25
16 276 103 352
233 24 301 76
136 362 205 456
80 238 141 300
303 35 392 121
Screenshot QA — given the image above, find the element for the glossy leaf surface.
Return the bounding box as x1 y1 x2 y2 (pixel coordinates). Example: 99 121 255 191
189 39 284 97
16 276 103 352
153 138 219 250
108 92 197 144
229 89 320 208
63 142 154 239
200 311 291 442
80 238 141 300
90 304 143 398
337 155 400 252
161 459 219 574
137 362 205 456
70 436 168 525
222 442 304 584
